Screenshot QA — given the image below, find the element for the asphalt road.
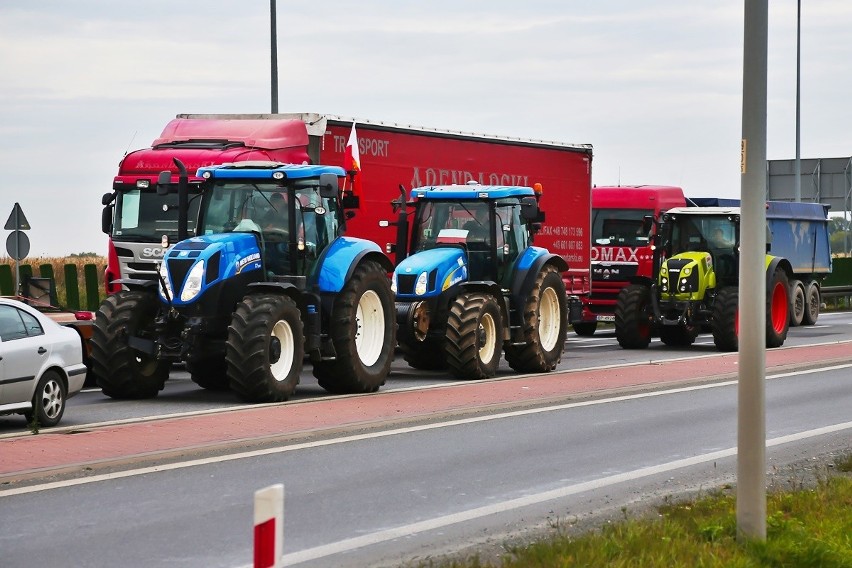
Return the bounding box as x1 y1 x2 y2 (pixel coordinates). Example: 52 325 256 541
1 311 849 432
1 355 850 567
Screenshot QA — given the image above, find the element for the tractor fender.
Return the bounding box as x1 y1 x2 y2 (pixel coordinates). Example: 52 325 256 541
765 255 793 293
510 248 568 309
314 237 391 293
246 281 305 304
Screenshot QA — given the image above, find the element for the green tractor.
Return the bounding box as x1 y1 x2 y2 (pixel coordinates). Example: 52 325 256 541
614 207 791 351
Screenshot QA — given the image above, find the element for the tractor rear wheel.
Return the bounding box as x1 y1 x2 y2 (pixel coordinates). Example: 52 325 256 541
614 285 653 349
658 324 698 347
766 268 790 348
711 286 738 352
313 260 395 394
802 281 820 326
227 294 303 403
788 279 805 327
505 266 567 372
91 290 169 399
446 292 503 379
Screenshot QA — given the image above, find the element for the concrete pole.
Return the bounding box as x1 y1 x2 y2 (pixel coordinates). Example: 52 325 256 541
738 0 768 541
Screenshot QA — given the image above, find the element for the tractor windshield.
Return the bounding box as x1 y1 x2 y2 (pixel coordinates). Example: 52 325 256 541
670 215 738 255
411 200 492 252
591 208 653 246
113 187 201 242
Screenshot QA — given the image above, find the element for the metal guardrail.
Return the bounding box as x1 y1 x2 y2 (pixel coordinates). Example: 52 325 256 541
821 285 852 298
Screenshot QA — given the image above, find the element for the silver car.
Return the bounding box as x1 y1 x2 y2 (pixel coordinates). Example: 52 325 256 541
0 297 88 427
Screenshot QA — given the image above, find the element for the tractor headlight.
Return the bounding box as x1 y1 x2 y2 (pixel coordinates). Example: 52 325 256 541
391 274 397 294
158 262 173 299
180 261 205 302
415 271 428 295
682 267 691 276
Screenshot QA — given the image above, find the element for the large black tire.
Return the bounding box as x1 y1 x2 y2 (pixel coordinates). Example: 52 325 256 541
313 260 396 394
91 290 169 399
505 266 567 372
711 286 738 352
187 354 229 391
227 294 303 403
445 293 504 379
766 268 790 348
572 321 597 337
658 324 698 347
788 279 805 327
401 339 448 370
614 285 653 349
802 280 820 326
24 370 66 428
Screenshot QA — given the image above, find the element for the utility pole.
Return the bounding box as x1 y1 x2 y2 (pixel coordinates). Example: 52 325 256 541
738 0 768 541
270 0 279 114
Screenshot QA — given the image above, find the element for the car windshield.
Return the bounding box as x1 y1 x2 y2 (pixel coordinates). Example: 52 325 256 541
592 208 653 247
113 188 201 242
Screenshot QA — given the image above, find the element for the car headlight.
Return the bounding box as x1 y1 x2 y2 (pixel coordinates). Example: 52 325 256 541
158 262 173 299
180 261 205 302
415 271 428 295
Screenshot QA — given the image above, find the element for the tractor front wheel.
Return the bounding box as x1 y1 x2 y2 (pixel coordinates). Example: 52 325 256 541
91 290 169 399
614 285 653 349
711 286 738 352
227 294 304 403
446 293 504 379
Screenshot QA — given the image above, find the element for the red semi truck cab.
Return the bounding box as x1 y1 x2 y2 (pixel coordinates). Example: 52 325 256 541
575 185 686 336
104 113 593 311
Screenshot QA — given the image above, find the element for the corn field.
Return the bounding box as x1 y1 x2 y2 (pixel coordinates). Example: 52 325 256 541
0 255 107 309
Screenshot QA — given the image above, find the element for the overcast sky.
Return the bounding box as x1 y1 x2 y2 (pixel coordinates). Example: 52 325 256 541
1 1 850 257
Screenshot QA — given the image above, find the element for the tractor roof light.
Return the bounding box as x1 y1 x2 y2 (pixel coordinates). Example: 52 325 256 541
534 182 543 196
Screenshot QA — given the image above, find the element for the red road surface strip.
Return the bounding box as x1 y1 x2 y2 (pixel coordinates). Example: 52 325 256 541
2 342 849 480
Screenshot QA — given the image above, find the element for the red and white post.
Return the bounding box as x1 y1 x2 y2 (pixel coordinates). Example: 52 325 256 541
254 484 284 568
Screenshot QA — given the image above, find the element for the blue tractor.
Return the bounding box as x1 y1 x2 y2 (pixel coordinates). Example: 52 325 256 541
388 183 569 378
91 161 396 402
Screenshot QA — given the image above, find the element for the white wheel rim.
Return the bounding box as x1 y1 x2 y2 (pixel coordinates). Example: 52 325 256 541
538 286 561 351
479 312 497 364
41 377 63 420
270 319 295 382
355 290 385 367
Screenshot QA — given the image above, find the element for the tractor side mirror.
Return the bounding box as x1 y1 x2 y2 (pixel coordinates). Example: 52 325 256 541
319 173 339 198
520 196 540 221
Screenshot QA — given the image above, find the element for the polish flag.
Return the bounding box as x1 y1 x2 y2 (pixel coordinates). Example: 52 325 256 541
344 123 362 195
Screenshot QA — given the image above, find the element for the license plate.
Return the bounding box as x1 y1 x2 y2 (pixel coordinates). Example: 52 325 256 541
596 315 615 322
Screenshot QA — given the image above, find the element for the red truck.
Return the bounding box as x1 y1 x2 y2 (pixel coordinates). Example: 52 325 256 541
102 113 593 306
574 185 687 335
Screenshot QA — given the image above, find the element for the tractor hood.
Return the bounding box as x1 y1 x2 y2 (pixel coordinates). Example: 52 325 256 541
659 251 716 300
160 233 262 306
393 247 468 298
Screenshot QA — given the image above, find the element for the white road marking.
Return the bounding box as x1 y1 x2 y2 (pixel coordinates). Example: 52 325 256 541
2 363 850 501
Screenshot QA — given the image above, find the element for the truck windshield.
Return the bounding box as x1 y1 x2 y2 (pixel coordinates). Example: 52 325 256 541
591 208 654 247
113 188 200 242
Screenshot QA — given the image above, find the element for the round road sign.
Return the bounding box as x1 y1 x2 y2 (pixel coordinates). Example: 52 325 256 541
6 230 30 260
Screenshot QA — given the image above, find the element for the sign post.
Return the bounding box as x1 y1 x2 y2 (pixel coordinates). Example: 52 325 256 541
4 203 31 294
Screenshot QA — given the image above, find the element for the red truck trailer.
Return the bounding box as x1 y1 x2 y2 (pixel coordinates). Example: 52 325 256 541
103 113 593 302
575 185 686 335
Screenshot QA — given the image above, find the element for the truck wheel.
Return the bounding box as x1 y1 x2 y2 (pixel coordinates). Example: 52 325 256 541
658 324 698 347
446 292 503 379
313 260 395 394
614 285 652 349
788 279 805 327
24 370 66 428
505 266 567 372
766 268 790 348
711 286 738 352
91 290 168 399
401 340 448 370
227 294 304 403
572 322 597 337
187 354 229 391
802 281 820 326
